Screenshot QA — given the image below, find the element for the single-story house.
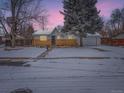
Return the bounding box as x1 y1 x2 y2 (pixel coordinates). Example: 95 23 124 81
32 29 78 47
32 29 53 47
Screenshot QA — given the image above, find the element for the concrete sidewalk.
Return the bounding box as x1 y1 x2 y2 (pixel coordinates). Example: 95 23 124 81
0 47 47 62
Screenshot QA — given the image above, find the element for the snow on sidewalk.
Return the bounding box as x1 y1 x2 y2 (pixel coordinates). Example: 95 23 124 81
0 47 46 58
46 47 124 58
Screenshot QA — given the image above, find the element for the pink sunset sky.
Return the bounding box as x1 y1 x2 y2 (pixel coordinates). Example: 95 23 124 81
34 0 124 30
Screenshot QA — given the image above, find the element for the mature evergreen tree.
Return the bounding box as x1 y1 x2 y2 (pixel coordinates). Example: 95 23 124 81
62 0 76 31
62 0 103 46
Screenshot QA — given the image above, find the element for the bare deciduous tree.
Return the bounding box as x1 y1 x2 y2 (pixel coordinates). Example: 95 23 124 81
0 0 48 47
105 8 124 37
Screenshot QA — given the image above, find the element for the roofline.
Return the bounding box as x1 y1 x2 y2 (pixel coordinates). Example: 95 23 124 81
33 34 51 36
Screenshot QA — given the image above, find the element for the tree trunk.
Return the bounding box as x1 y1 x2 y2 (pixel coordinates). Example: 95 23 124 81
11 34 15 48
117 22 121 32
79 33 83 47
11 23 16 48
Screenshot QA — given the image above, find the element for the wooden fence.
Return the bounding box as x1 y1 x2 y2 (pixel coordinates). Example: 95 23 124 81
5 39 32 46
101 38 124 46
32 39 78 47
56 39 78 47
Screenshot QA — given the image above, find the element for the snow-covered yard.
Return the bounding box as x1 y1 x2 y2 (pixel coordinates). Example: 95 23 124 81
46 46 124 58
0 47 46 58
0 45 123 59
0 59 124 93
0 45 124 93
94 46 124 56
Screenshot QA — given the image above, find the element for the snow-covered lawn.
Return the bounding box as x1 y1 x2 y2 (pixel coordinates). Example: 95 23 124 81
94 45 124 56
0 45 123 59
0 47 46 58
46 46 124 58
0 59 124 93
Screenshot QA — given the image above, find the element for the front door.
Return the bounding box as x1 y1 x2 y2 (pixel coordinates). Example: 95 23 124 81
51 35 56 46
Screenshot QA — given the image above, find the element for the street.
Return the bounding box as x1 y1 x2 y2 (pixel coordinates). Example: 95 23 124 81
0 58 124 93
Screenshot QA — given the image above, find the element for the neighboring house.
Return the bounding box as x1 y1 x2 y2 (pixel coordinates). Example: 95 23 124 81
4 25 34 46
111 33 124 46
19 26 34 46
112 33 124 39
101 32 124 46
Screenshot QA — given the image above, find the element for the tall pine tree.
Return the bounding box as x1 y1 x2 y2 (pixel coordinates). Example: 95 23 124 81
63 0 103 46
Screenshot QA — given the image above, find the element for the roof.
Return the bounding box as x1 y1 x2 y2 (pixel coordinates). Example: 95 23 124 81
113 33 124 39
86 32 101 37
33 29 53 36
